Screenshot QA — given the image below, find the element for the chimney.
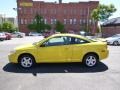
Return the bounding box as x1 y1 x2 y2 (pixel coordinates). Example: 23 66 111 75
59 0 62 4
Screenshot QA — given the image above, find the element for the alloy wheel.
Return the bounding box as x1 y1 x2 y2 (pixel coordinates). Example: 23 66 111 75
20 55 34 68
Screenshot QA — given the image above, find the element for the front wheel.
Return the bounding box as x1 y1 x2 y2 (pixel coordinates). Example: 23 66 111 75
83 54 99 67
19 55 35 68
113 41 119 46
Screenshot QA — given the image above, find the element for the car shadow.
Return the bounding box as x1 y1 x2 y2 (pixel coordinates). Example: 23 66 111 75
3 62 108 76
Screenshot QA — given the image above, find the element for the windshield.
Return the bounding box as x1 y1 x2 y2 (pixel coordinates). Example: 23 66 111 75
85 36 96 42
112 34 120 37
32 42 38 45
32 38 45 45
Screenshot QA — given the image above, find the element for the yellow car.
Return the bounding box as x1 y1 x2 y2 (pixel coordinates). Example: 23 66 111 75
8 34 109 68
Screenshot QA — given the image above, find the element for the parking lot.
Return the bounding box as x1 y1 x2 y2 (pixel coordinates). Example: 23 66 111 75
0 36 120 90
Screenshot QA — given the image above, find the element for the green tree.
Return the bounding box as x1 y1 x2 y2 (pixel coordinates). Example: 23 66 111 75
27 22 36 32
91 4 116 22
45 24 51 30
91 4 116 34
2 21 15 33
55 21 64 33
27 14 47 33
0 24 2 31
35 14 45 33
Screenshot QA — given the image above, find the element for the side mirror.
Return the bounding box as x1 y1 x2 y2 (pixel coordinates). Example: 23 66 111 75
40 43 46 47
40 42 48 47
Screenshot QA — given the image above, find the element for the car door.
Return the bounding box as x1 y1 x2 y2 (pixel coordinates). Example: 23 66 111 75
67 37 90 62
37 36 72 63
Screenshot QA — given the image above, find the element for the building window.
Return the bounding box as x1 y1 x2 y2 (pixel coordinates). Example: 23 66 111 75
44 19 47 24
20 7 23 14
51 19 57 24
83 9 85 15
73 19 77 24
83 19 86 24
73 9 76 15
89 19 92 24
80 19 82 25
24 19 27 24
38 9 40 14
30 8 33 14
40 19 44 23
34 19 36 22
71 9 73 15
44 9 47 14
51 19 54 24
64 19 67 24
54 9 57 14
80 9 82 15
51 9 53 14
70 19 72 24
64 9 67 14
31 19 33 23
24 8 27 14
83 8 87 15
21 19 24 24
40 9 43 14
54 19 57 24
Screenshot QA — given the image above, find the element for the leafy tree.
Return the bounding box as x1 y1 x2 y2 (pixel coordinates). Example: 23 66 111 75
35 14 45 33
28 14 47 33
91 4 116 34
12 27 19 33
0 24 2 31
27 22 36 32
55 21 64 33
45 24 51 30
2 21 15 33
91 4 116 22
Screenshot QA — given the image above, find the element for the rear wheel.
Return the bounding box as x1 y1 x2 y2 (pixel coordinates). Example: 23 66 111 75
19 54 35 68
113 41 119 46
18 35 22 38
83 54 99 67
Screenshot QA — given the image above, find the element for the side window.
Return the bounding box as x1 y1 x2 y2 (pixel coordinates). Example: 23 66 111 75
69 37 89 44
42 36 68 46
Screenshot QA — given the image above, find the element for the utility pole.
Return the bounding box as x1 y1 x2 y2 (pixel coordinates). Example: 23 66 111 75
87 4 90 34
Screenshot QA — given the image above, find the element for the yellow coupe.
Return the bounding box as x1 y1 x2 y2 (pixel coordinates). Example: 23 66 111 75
8 34 109 68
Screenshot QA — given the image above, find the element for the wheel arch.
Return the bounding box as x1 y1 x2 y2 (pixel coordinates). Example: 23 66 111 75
18 53 36 63
83 52 99 61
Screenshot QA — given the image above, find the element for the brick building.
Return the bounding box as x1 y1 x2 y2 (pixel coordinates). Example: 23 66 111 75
17 0 99 34
102 17 120 37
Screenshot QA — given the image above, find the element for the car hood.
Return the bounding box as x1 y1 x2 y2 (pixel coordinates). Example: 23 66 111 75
15 43 35 50
106 37 118 41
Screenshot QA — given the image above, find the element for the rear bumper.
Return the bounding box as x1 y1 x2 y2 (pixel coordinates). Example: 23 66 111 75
100 49 109 60
0 37 6 40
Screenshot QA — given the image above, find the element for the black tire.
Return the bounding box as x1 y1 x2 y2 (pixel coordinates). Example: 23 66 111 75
83 54 99 67
18 35 22 38
113 41 119 46
19 54 35 68
0 39 4 41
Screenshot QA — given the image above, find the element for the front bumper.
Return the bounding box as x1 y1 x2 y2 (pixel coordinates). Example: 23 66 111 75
107 41 113 45
8 53 19 63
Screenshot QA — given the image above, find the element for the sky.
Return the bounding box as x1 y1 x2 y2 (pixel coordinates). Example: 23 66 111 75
0 0 120 19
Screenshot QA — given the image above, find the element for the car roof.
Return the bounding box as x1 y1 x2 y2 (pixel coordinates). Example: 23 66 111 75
51 33 83 37
50 33 91 41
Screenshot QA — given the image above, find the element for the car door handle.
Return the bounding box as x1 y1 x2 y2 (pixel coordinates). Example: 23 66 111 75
65 47 70 50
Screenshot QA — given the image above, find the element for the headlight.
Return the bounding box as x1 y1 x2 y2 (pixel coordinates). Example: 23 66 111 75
10 50 16 54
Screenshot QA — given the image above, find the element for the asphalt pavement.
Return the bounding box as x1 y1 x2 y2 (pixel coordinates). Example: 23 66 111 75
0 36 120 90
